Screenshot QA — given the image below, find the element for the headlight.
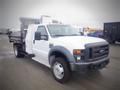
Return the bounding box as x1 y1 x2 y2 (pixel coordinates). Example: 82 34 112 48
73 49 84 62
74 55 81 62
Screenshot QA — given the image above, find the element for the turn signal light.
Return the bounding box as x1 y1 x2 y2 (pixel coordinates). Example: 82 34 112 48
73 49 81 55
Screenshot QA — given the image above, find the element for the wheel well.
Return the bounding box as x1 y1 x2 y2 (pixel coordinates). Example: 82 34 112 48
49 51 71 70
13 43 25 52
13 43 22 47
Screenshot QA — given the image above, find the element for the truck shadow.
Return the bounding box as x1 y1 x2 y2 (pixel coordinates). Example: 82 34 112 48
72 71 102 80
21 57 52 75
21 57 103 84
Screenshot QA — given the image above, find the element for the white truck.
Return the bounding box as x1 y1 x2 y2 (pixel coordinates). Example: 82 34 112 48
8 17 109 83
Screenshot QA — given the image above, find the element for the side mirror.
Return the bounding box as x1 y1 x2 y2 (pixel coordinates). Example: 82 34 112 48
41 35 48 40
35 32 41 40
35 32 48 40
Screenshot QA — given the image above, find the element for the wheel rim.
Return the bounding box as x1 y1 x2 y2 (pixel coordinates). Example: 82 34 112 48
14 46 17 56
53 62 64 79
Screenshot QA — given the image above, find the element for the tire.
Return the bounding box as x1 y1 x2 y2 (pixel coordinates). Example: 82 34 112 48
13 45 24 58
51 57 71 83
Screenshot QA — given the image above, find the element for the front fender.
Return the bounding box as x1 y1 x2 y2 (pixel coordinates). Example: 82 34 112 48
48 46 75 64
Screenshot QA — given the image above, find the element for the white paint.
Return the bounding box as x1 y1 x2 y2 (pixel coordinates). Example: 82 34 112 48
25 24 38 54
50 36 106 53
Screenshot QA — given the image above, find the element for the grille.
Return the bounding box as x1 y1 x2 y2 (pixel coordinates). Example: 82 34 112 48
86 45 109 62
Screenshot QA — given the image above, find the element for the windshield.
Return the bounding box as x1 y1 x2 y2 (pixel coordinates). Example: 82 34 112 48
47 25 81 37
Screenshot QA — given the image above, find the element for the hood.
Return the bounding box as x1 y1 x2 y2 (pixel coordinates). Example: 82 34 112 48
50 36 107 51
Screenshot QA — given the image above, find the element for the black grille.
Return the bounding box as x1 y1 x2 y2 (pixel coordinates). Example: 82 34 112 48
87 45 109 61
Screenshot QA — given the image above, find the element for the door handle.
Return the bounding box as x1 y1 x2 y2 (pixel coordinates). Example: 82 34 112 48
33 40 35 44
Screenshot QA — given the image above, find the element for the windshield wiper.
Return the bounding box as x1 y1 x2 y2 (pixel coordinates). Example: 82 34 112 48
68 34 80 36
52 34 80 37
52 35 66 37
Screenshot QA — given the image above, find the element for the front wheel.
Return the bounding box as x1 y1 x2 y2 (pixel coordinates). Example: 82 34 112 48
51 57 71 83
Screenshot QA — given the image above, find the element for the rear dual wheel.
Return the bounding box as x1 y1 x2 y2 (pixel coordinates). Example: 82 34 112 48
13 45 24 58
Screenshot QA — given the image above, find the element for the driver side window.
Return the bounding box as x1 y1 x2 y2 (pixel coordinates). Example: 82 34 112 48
37 26 48 35
35 26 48 40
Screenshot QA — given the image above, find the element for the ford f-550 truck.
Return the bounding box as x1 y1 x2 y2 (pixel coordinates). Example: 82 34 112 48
8 17 109 83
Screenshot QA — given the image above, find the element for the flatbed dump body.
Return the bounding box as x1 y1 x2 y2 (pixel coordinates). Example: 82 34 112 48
8 17 40 43
8 31 22 43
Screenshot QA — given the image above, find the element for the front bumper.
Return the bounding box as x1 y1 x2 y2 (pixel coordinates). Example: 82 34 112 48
70 57 109 71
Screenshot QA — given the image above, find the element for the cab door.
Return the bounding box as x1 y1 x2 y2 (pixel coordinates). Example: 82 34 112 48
32 25 50 67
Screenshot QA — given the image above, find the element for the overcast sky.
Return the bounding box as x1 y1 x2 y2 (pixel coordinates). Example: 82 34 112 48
0 0 120 29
